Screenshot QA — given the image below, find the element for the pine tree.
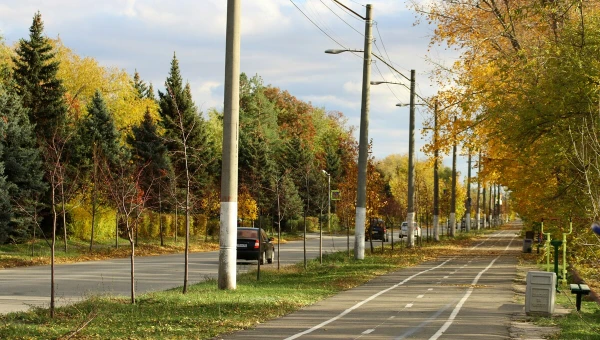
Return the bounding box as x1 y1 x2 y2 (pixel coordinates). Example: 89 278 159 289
12 12 66 141
0 85 46 243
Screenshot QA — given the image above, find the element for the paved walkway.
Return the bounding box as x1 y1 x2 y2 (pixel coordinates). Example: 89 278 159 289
219 226 525 339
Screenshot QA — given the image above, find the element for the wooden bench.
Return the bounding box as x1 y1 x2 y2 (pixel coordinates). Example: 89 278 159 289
569 283 591 311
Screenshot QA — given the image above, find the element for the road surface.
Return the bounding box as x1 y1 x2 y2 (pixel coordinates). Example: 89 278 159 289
219 225 522 339
0 232 356 314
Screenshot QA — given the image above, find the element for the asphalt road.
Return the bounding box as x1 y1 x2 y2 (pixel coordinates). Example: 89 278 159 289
0 232 360 314
219 225 522 340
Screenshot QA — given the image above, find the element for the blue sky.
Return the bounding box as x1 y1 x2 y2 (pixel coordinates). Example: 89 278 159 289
0 0 472 177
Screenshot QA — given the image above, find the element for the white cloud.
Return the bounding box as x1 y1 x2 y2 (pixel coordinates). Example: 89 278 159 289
0 0 466 173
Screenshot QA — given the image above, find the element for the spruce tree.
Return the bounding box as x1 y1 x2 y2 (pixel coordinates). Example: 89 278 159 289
158 53 216 293
78 90 122 251
12 12 66 142
158 54 216 193
0 85 46 243
128 109 172 245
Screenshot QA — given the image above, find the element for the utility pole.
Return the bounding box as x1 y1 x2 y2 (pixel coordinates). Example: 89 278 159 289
449 118 457 237
354 4 373 260
466 149 472 232
476 150 481 230
433 101 440 241
497 184 501 224
490 183 496 227
407 70 417 247
482 185 487 228
218 0 240 290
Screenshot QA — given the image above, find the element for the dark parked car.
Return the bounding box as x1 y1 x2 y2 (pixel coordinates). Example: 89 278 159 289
236 227 275 264
366 218 388 242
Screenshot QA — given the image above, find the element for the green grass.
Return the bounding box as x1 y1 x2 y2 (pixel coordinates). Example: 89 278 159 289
529 290 600 339
0 239 451 340
519 252 600 339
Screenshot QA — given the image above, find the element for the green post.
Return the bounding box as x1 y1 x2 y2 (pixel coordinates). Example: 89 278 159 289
561 220 573 286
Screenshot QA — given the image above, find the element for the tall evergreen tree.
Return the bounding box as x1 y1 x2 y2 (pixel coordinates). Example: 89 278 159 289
12 12 66 141
158 54 216 193
128 109 173 246
157 53 216 293
77 90 123 251
0 85 46 243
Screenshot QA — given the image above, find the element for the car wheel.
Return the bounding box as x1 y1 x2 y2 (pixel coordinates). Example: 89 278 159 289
267 250 274 264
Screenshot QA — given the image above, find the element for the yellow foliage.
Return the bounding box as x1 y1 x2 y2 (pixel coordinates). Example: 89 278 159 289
53 38 158 136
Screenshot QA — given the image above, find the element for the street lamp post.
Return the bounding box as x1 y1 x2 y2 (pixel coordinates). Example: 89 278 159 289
324 4 373 260
371 75 418 247
321 170 331 265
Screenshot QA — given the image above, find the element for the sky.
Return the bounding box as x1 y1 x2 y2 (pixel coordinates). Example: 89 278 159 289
0 0 471 177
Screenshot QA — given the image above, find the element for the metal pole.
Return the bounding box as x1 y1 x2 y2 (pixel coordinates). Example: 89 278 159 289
354 4 373 260
218 0 240 290
476 150 481 230
407 69 416 247
466 149 472 232
433 101 440 241
482 185 487 228
449 122 457 237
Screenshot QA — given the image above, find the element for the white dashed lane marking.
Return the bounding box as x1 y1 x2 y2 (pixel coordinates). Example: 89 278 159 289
417 295 424 299
362 329 375 335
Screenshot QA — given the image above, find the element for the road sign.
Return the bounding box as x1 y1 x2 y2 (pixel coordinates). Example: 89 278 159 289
331 190 341 201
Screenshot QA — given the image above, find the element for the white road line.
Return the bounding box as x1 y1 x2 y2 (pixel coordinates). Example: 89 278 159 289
417 295 424 299
283 259 453 340
429 234 517 340
429 256 499 340
362 329 375 335
395 298 460 340
406 303 414 308
389 316 395 319
443 276 449 279
428 288 433 291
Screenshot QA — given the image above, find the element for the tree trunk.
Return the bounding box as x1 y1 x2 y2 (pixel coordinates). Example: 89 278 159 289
115 212 119 248
90 144 98 253
61 180 67 252
50 181 57 318
128 219 136 304
183 146 191 294
159 183 164 247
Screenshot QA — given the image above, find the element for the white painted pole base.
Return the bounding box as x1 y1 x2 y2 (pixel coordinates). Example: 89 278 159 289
433 214 439 241
218 202 237 290
407 212 415 247
354 207 366 260
465 213 471 232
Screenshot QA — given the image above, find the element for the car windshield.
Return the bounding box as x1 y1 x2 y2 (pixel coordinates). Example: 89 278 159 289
237 229 258 239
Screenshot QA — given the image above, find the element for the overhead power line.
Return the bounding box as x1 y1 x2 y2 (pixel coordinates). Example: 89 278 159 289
289 0 348 49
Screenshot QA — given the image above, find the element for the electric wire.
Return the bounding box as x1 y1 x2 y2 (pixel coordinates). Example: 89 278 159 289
320 0 364 36
331 0 365 21
374 62 403 103
288 0 348 50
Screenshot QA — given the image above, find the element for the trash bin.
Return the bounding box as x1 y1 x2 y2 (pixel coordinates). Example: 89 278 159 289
523 239 533 253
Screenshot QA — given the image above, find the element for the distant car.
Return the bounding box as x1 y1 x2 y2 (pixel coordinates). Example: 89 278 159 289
401 221 421 238
366 218 388 242
236 227 275 264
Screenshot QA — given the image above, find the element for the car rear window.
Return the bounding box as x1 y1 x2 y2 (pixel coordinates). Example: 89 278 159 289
237 229 258 239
